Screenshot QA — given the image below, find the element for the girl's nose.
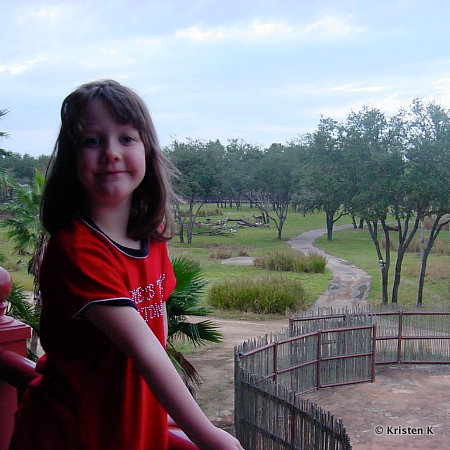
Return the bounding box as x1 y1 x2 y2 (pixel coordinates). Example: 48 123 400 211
101 140 121 161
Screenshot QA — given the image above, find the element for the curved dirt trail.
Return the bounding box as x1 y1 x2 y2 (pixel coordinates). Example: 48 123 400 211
190 224 371 431
287 224 371 311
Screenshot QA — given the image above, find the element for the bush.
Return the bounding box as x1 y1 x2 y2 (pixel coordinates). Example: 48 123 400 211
209 247 233 259
307 252 327 273
253 249 326 273
207 275 306 313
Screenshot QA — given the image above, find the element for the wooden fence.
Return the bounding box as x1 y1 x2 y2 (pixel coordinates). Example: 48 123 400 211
235 309 449 449
290 310 450 364
235 368 352 450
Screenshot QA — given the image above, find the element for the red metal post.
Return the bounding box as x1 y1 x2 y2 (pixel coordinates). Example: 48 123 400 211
0 266 32 450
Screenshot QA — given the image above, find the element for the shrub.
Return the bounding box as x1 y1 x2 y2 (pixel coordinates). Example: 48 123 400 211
209 247 233 259
306 252 327 273
253 249 326 273
207 275 306 313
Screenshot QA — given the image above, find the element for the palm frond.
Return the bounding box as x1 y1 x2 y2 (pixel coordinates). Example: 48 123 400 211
170 255 207 296
166 255 223 392
166 344 202 395
5 284 41 334
168 319 223 346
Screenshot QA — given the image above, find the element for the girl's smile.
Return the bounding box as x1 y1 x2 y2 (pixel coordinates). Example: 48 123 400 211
76 100 146 212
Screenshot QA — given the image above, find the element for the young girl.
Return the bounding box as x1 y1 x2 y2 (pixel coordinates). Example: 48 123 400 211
11 80 243 450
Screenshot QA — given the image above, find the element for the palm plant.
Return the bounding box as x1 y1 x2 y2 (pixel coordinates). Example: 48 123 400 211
5 283 41 360
166 255 222 393
1 169 48 354
1 169 48 296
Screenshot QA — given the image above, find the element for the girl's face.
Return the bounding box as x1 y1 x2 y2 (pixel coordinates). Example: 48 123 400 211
76 100 146 214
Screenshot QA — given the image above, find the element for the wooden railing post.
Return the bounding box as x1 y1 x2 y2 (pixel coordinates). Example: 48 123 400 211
0 266 32 450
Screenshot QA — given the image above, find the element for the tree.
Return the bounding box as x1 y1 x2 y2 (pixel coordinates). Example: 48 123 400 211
166 255 222 392
343 107 404 304
0 109 9 143
247 143 298 239
165 139 225 244
224 139 263 209
296 117 350 240
0 110 12 200
400 99 450 306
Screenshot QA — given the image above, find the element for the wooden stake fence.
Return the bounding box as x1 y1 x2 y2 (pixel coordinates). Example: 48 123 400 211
235 308 449 448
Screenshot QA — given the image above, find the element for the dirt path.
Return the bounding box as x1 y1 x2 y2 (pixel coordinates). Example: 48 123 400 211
191 226 449 448
287 224 371 311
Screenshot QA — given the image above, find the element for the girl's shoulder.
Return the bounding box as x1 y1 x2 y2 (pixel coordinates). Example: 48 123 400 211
48 218 100 249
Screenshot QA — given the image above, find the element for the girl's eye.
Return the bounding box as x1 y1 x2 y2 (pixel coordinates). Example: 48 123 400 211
121 135 137 144
84 137 101 146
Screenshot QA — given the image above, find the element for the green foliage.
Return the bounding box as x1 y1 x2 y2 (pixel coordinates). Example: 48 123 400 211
6 283 41 334
5 283 41 360
1 169 46 255
167 255 222 345
166 255 223 391
254 249 326 273
0 150 50 184
207 275 306 314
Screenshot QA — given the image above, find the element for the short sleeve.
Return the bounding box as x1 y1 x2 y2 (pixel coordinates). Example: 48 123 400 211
40 226 136 319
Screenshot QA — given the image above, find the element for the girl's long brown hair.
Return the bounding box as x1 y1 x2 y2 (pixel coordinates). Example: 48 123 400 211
41 79 177 241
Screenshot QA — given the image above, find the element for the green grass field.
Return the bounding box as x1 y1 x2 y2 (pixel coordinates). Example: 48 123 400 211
1 206 448 312
167 207 344 314
315 227 450 309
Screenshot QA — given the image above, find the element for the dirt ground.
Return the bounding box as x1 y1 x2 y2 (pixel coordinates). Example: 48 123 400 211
189 316 450 450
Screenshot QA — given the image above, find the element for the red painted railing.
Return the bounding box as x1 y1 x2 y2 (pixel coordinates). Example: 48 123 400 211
0 266 198 449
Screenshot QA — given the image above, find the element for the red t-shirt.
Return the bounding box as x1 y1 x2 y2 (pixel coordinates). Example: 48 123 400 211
11 219 176 450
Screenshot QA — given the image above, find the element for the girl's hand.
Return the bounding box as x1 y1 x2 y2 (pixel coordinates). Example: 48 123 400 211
197 426 244 450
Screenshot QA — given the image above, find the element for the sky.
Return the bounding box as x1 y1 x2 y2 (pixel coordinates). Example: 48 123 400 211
1 0 450 157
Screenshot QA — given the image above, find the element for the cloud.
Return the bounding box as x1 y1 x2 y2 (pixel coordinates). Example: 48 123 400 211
329 84 386 93
174 15 361 44
16 4 66 26
175 26 225 42
305 16 365 37
0 56 48 75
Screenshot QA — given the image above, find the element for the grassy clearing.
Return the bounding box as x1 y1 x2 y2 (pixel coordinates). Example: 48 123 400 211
315 228 450 309
0 227 34 289
168 207 345 315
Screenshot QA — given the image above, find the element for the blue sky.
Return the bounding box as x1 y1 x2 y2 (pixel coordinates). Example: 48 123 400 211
1 0 450 156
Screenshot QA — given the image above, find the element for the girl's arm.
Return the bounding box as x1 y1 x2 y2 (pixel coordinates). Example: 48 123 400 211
84 304 243 450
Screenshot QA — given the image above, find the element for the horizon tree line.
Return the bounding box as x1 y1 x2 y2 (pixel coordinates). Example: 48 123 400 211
1 99 449 307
